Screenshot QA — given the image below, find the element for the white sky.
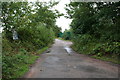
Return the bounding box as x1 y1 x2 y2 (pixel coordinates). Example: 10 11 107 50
53 0 72 32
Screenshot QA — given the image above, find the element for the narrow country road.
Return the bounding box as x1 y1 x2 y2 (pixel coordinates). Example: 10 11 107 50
24 39 118 78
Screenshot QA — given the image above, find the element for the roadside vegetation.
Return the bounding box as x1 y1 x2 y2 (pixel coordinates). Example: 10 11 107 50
63 2 120 64
1 2 62 78
1 1 120 79
61 29 73 40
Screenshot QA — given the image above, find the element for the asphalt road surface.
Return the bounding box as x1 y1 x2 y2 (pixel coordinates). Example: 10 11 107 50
24 39 119 78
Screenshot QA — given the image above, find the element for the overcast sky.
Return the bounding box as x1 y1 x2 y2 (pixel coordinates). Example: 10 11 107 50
53 0 72 32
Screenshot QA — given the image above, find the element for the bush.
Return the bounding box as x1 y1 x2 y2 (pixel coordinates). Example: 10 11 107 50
62 29 73 40
92 42 120 56
72 34 120 57
2 23 55 78
2 47 38 78
17 23 55 50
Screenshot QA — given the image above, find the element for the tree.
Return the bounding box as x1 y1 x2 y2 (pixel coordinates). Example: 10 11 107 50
65 2 120 41
65 1 120 57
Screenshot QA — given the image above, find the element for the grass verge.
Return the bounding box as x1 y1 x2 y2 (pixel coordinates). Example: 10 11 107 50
37 47 48 55
13 54 39 78
91 55 120 64
71 44 120 64
17 47 49 78
2 46 49 79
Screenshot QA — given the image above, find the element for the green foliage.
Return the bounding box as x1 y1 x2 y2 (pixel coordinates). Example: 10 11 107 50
1 2 62 38
92 55 120 64
66 1 120 64
2 27 54 78
37 47 48 55
18 24 55 49
53 26 62 37
72 34 95 54
2 1 59 79
62 29 73 40
72 34 120 64
92 42 120 56
2 47 38 78
58 32 63 38
66 2 120 41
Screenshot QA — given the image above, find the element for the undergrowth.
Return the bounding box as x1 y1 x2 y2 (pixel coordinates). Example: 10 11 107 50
71 34 120 64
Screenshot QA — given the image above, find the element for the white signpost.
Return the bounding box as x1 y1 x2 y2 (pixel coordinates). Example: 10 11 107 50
13 30 18 40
